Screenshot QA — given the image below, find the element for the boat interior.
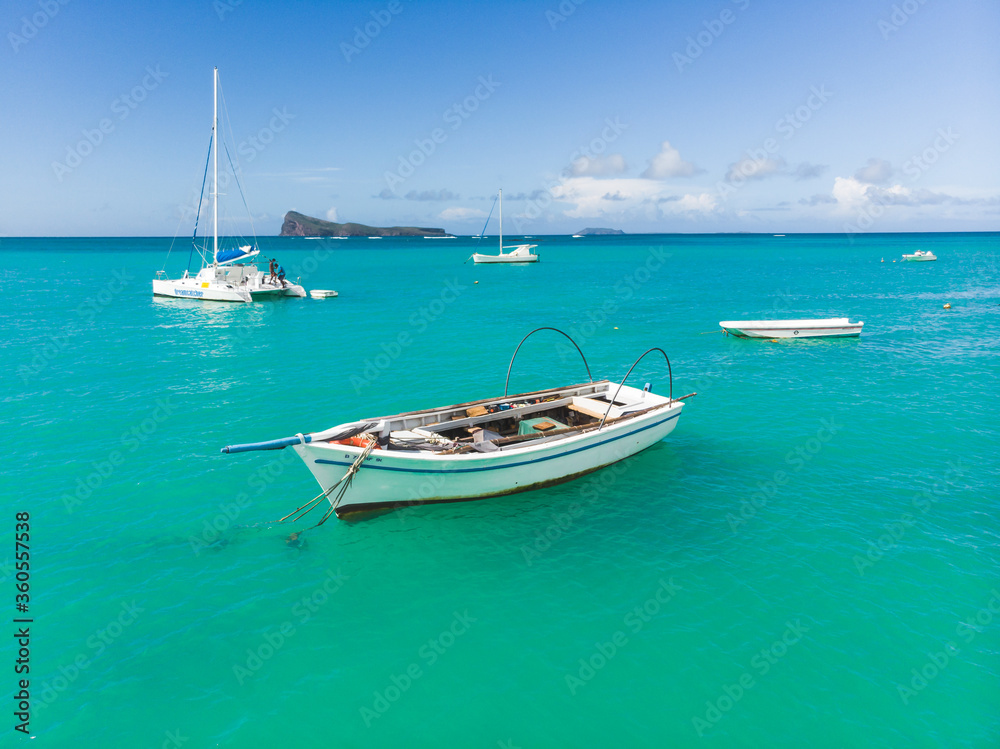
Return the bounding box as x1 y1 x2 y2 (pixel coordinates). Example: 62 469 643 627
324 381 672 454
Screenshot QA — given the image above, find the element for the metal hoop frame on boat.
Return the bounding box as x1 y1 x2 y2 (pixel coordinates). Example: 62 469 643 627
504 327 593 397
597 347 673 431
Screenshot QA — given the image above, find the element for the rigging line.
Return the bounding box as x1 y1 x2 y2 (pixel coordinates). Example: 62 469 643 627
223 140 257 243
190 133 213 270
474 193 498 250
218 80 258 246
161 211 188 272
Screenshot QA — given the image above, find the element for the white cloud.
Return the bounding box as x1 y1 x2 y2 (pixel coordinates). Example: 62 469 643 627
854 158 893 185
326 207 339 221
641 141 700 179
725 156 786 182
439 206 487 221
676 193 718 212
832 176 911 211
565 153 628 177
549 176 716 218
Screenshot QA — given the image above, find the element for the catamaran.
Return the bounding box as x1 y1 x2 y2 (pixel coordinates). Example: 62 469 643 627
153 68 304 303
221 328 692 520
470 189 539 263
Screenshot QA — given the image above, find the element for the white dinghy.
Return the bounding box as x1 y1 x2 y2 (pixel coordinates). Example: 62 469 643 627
221 328 693 521
719 318 864 339
152 68 305 303
470 189 539 264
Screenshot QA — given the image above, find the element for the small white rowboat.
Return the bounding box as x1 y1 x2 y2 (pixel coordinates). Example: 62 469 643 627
309 289 339 299
221 328 692 520
719 318 864 338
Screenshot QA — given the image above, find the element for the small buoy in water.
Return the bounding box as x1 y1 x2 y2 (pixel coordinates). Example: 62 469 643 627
474 280 479 284
771 339 778 342
881 258 884 263
943 303 951 309
613 326 618 330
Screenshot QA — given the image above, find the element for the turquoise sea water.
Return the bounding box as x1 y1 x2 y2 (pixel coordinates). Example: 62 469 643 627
2 232 998 747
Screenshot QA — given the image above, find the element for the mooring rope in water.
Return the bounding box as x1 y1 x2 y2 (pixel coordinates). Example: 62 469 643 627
279 436 376 529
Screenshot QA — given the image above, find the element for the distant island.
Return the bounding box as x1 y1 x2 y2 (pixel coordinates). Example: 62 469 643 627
576 227 625 235
280 211 449 237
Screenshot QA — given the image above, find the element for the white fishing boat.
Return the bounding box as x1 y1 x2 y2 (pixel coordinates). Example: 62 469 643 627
309 289 339 299
719 318 864 339
221 328 692 520
902 250 936 261
152 68 305 303
470 189 539 264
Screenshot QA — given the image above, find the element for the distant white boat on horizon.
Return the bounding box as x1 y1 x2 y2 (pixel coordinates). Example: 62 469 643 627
719 318 864 339
471 190 539 264
902 250 936 261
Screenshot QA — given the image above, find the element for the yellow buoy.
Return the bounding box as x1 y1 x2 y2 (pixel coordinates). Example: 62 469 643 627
474 280 478 284
613 327 618 330
943 303 951 309
881 258 884 263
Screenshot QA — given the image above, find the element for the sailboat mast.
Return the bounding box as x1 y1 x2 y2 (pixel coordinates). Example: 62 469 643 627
212 67 218 264
498 188 502 253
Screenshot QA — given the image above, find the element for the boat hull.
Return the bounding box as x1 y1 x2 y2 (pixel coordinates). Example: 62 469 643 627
719 318 863 338
902 254 936 261
152 277 251 302
152 276 305 302
292 401 683 515
472 253 539 263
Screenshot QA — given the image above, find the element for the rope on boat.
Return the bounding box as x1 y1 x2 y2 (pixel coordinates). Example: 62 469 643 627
279 435 376 528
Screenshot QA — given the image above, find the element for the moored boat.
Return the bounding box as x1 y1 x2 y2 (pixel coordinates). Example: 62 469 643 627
221 329 691 520
152 68 305 303
719 318 864 338
902 250 936 261
470 189 539 264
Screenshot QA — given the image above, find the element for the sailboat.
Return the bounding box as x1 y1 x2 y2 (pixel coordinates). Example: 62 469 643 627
153 68 305 302
470 189 539 264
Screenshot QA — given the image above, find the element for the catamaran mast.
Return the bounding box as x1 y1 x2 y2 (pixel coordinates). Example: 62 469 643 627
212 66 218 264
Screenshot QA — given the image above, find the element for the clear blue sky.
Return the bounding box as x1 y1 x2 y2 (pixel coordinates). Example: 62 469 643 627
2 0 998 236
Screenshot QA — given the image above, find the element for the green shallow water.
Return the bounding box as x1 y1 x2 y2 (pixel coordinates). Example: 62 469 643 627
2 232 998 747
